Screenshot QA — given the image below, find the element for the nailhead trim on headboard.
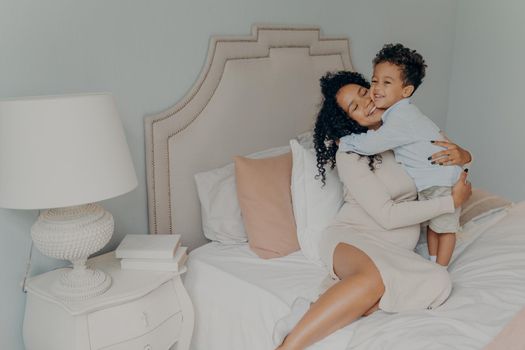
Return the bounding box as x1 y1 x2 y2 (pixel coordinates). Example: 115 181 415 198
144 24 353 246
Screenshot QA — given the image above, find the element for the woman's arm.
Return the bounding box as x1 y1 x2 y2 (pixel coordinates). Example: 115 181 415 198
336 152 471 230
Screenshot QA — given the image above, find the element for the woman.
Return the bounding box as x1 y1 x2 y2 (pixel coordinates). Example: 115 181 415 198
275 71 472 350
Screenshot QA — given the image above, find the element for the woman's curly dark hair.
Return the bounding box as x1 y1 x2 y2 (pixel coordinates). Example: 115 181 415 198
314 71 376 185
373 43 427 93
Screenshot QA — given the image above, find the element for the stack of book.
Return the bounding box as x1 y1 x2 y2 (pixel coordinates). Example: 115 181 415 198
115 234 188 272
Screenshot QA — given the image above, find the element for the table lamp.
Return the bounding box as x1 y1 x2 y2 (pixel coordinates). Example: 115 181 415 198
0 93 138 301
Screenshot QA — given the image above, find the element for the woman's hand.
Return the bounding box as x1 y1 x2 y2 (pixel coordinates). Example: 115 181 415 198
452 171 472 208
430 140 472 166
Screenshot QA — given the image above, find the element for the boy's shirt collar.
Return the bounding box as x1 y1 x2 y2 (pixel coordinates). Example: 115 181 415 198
381 98 411 122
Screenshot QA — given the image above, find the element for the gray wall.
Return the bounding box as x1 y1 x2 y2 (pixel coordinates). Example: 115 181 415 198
445 0 525 201
0 1 458 348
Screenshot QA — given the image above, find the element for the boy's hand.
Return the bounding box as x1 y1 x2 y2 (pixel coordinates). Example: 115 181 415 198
429 140 472 166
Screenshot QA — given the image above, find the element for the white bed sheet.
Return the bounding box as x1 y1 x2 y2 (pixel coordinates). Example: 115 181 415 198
184 202 525 350
184 241 354 350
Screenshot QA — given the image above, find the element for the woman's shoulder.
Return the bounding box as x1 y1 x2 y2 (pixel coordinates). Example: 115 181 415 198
336 150 395 163
336 150 361 162
336 150 396 177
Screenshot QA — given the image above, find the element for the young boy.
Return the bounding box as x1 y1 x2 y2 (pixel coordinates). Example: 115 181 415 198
339 43 463 267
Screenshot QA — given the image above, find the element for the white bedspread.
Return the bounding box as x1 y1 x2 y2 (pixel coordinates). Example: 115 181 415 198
184 202 525 350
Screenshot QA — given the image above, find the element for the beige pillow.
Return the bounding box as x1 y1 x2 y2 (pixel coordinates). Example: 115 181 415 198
234 152 299 259
459 188 512 226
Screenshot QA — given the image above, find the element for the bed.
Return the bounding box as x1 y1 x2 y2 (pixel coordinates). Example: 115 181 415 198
144 25 525 349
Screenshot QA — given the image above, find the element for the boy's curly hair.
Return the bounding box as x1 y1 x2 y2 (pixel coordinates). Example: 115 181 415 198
373 43 427 93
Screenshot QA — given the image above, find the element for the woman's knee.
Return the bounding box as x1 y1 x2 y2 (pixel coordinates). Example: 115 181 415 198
358 268 385 299
336 271 385 310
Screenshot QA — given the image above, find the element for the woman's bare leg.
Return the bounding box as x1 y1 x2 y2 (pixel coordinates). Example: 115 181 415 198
364 300 380 316
276 243 384 350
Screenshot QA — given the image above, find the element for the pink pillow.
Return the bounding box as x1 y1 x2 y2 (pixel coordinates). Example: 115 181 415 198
234 152 299 259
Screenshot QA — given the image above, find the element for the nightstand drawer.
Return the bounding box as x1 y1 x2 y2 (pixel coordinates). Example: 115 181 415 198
102 312 183 350
88 280 181 349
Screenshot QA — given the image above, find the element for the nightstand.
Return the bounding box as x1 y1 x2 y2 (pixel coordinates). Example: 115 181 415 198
23 252 194 350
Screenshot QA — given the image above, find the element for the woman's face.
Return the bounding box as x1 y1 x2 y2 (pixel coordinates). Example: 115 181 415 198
335 84 383 129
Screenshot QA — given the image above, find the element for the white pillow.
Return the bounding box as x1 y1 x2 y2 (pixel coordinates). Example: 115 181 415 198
296 130 314 149
195 145 290 243
290 139 344 266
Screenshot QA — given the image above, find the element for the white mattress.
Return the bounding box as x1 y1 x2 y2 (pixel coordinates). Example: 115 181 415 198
184 202 525 350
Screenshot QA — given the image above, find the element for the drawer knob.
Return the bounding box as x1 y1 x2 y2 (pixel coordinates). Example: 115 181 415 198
144 344 152 350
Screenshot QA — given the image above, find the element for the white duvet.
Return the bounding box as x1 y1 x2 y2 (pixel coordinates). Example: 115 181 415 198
184 202 525 350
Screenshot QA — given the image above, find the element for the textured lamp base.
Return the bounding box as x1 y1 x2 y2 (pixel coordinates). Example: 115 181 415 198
31 203 114 301
53 264 112 302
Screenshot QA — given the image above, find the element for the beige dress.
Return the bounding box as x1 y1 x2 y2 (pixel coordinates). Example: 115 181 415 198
320 151 454 312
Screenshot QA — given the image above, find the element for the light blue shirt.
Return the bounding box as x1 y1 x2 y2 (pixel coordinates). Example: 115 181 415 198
339 98 461 191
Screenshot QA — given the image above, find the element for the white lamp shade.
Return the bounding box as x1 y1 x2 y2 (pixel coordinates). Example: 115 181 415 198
0 93 138 209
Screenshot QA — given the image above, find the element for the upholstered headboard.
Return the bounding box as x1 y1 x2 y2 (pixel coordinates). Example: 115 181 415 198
144 24 353 249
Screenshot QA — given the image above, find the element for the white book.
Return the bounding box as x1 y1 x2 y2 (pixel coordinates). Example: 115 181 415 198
115 234 181 259
120 247 188 271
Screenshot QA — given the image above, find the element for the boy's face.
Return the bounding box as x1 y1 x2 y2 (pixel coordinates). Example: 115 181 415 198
371 62 414 109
